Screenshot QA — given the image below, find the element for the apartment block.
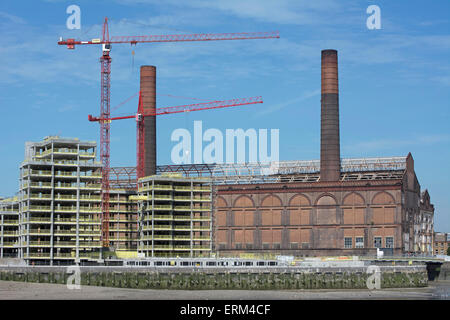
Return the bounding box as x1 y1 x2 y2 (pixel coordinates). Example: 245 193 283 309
0 197 20 258
136 173 212 258
108 189 138 255
19 136 103 265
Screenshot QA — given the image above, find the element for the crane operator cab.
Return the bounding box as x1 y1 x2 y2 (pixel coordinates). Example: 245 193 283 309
102 43 112 54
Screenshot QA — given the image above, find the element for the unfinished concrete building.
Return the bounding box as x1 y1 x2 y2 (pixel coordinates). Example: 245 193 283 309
18 136 103 265
108 189 138 255
136 173 212 258
0 197 19 258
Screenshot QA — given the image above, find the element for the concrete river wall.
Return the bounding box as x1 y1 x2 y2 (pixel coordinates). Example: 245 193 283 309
0 265 428 290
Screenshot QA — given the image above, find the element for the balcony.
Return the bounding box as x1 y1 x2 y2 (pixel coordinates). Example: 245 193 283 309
80 207 102 213
1 231 19 237
173 186 191 192
23 217 52 224
2 220 19 226
25 182 52 189
109 218 137 223
81 184 101 190
53 241 102 248
193 236 211 241
35 148 78 158
192 216 211 221
27 229 51 236
54 172 77 179
25 194 52 201
0 208 18 213
173 215 191 221
172 225 192 231
191 226 210 231
53 160 102 167
79 151 96 158
22 169 52 177
193 186 211 192
192 246 211 251
192 207 211 212
80 195 101 201
174 206 191 212
54 218 101 225
152 215 173 221
193 197 211 202
54 206 76 213
173 196 191 201
25 205 52 212
53 195 101 202
139 184 173 192
142 225 172 231
1 242 20 248
27 241 51 247
138 245 152 251
111 228 138 233
109 237 136 242
144 205 172 211
109 208 136 213
52 230 100 236
24 253 51 259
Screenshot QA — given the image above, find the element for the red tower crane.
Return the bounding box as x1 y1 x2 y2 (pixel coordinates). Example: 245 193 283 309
58 17 279 247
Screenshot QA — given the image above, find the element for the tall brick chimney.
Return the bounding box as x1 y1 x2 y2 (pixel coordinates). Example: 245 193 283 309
140 65 157 176
320 49 341 181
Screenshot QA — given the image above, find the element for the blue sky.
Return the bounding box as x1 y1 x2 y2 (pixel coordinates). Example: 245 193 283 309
0 0 449 231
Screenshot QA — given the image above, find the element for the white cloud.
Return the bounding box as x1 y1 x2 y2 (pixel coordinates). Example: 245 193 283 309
0 11 26 24
115 0 346 25
344 134 450 153
257 89 319 116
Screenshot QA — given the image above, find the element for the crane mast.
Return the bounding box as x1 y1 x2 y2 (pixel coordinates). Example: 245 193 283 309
99 52 111 247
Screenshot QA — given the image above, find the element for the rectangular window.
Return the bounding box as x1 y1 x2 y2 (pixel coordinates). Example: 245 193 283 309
355 237 364 248
374 237 382 248
385 237 394 248
344 237 352 248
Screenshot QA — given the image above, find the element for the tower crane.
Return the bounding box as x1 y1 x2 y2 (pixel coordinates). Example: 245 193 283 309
88 95 263 178
58 17 279 247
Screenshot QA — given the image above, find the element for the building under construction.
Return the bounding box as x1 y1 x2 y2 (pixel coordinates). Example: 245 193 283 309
0 49 436 264
136 173 212 258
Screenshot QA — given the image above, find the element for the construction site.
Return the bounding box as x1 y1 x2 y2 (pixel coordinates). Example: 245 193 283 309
0 18 437 267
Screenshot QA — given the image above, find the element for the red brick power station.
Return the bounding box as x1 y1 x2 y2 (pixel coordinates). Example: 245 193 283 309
211 50 434 257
